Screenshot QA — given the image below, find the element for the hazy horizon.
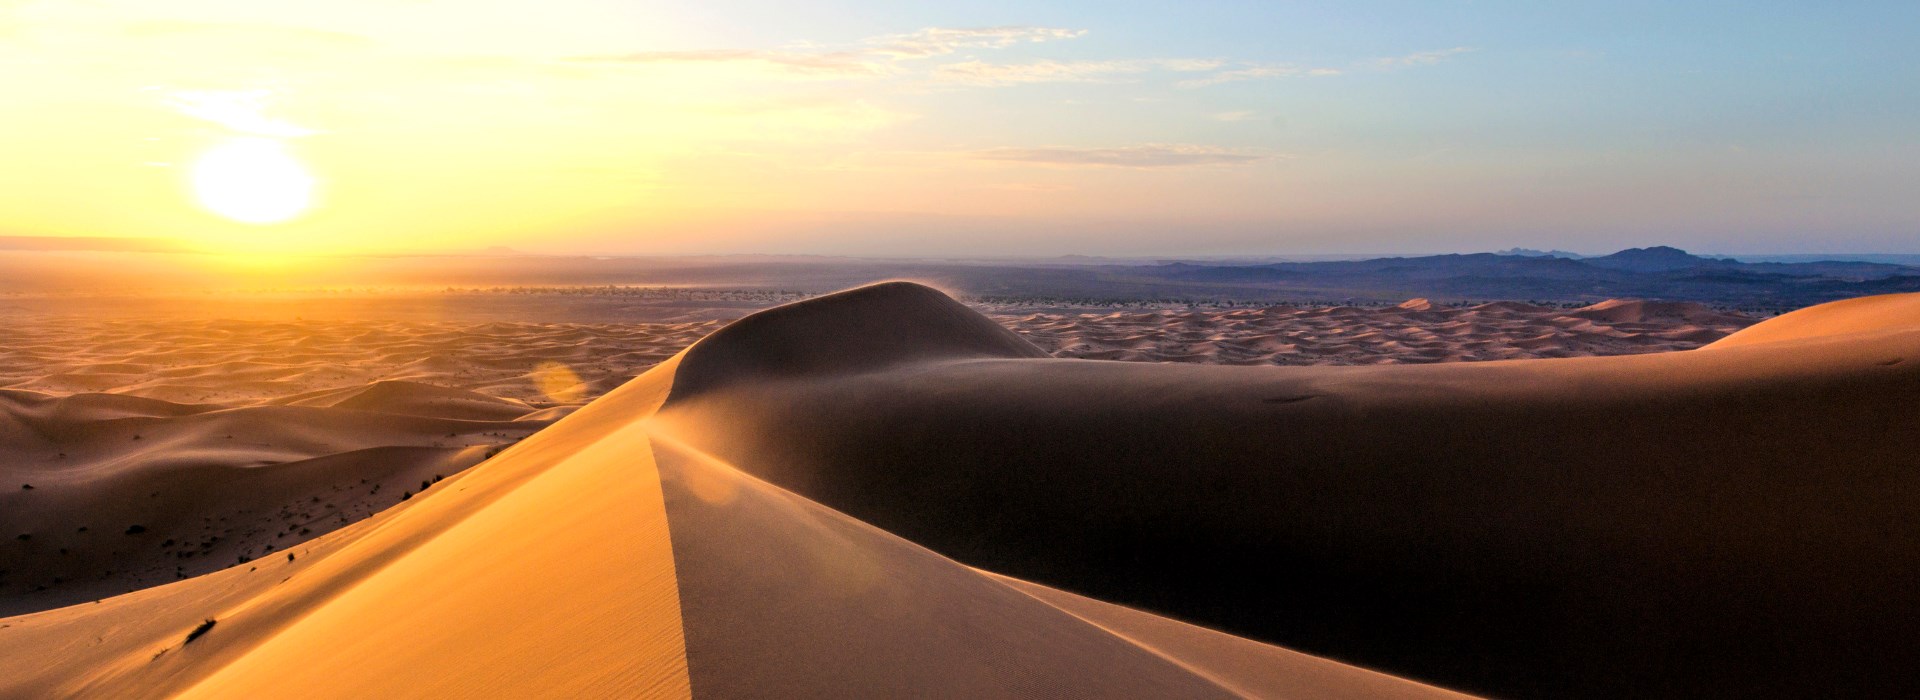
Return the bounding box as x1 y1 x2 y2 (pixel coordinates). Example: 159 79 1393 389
7 234 1920 262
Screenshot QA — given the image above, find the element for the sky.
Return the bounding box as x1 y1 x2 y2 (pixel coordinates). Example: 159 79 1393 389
1 1 1916 257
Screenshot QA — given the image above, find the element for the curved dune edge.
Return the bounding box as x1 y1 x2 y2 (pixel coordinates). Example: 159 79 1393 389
0 346 1463 698
1707 291 1920 349
0 359 689 698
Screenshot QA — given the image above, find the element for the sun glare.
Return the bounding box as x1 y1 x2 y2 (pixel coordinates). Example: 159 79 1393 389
191 137 316 225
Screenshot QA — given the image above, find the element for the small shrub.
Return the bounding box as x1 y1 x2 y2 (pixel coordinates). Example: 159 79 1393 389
185 619 216 644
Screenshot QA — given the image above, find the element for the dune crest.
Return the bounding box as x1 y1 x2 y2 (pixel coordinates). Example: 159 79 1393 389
1708 291 1920 348
1566 298 1743 325
668 281 1047 402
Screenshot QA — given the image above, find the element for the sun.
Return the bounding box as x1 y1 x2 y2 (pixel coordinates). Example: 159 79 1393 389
190 137 316 224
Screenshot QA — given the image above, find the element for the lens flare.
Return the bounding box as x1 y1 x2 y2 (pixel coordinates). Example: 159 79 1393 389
532 361 587 403
190 137 316 224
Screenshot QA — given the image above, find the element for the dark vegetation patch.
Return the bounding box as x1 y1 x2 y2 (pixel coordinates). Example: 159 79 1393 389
184 618 216 644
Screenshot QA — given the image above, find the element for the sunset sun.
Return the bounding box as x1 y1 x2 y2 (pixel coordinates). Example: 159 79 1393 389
191 137 316 225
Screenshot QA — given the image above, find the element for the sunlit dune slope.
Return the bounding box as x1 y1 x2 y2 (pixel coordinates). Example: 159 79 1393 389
0 301 1463 698
653 282 1920 698
0 369 688 698
1707 291 1920 349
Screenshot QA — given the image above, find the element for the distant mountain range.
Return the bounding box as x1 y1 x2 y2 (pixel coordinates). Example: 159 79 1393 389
1494 248 1585 259
2 240 1914 310
1120 247 1920 309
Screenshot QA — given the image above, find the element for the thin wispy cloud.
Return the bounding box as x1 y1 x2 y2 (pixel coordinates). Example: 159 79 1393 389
934 58 1221 86
1181 47 1473 88
1369 46 1476 68
971 144 1273 168
867 26 1086 58
1180 64 1343 88
164 89 316 137
572 26 1087 79
570 25 1460 97
1212 110 1258 122
567 49 895 78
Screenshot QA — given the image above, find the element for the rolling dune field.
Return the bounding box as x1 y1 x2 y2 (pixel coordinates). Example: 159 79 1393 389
7 286 1915 698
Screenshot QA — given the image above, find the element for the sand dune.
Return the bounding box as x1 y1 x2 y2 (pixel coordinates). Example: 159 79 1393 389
0 383 551 615
0 316 718 406
0 335 1463 699
2 296 1750 409
653 285 1920 697
1707 291 1920 349
3 285 1911 697
1003 298 1751 365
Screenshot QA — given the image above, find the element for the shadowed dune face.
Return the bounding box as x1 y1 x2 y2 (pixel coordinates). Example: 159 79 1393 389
652 284 1920 698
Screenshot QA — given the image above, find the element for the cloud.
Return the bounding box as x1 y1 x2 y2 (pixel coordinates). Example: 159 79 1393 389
1181 47 1472 87
867 26 1086 58
933 58 1221 86
1369 46 1475 68
164 89 316 137
1179 64 1342 88
1154 58 1228 73
970 144 1274 168
932 59 1145 86
572 26 1087 81
1212 110 1258 122
568 49 894 78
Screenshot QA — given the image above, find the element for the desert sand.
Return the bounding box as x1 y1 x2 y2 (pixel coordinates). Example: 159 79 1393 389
2 295 1741 617
1003 297 1750 364
3 284 1913 697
